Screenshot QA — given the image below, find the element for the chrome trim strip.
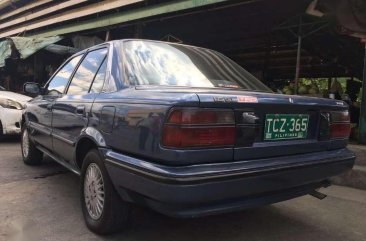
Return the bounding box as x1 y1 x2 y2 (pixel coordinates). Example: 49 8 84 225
36 145 80 175
29 121 75 146
104 149 355 183
52 133 75 146
28 121 51 136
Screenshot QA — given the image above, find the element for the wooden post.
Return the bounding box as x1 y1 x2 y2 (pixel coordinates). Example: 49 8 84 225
328 77 332 91
294 17 302 95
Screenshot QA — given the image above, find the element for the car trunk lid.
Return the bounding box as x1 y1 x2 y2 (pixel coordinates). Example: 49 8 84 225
136 86 349 162
195 90 349 161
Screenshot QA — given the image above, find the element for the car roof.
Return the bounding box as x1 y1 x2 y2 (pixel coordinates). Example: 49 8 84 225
70 39 210 58
111 39 200 48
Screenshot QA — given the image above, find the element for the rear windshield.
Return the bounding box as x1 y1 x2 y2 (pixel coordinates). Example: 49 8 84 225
123 40 271 92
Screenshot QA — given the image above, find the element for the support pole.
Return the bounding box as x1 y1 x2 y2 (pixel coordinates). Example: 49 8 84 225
105 30 111 41
328 77 332 91
359 42 366 144
294 17 302 95
263 34 272 84
134 23 142 38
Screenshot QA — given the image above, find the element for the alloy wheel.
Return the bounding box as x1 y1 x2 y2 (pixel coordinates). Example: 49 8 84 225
22 129 29 158
84 163 105 220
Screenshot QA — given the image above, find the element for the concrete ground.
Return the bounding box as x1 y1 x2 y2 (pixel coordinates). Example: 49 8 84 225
332 144 366 190
0 138 366 241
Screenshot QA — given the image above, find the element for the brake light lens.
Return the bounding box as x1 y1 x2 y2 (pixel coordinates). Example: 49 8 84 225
162 108 235 148
330 111 351 139
163 126 235 148
330 123 351 139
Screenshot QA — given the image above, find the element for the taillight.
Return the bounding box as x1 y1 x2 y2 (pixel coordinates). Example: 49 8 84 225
330 111 351 139
162 108 235 148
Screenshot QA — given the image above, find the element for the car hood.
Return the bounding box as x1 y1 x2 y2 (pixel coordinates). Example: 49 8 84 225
0 91 32 104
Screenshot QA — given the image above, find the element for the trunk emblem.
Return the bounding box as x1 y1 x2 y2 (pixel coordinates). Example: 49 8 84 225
237 96 258 103
213 96 258 103
289 98 294 103
213 96 236 102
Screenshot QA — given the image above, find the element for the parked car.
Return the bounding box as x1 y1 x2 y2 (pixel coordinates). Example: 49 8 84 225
21 39 355 234
0 90 31 138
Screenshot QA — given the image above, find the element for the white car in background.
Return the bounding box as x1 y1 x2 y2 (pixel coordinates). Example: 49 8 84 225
0 89 31 138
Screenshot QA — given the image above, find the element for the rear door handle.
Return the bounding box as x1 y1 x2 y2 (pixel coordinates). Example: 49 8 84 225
76 105 85 115
46 104 53 111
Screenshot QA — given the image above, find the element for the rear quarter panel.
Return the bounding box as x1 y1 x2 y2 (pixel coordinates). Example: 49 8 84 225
91 88 234 166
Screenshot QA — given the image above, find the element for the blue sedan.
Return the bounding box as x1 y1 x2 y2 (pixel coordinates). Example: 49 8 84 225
21 39 355 234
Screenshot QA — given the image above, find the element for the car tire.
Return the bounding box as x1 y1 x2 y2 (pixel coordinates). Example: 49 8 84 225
80 149 130 234
0 121 3 141
21 126 43 165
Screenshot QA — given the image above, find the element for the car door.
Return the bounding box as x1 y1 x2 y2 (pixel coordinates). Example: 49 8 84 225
52 47 108 162
27 55 83 150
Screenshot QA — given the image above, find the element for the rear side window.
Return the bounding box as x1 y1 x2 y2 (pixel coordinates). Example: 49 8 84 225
90 59 107 93
67 48 108 95
47 55 82 95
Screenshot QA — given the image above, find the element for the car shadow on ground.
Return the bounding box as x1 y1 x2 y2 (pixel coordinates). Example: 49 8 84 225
0 138 68 184
0 135 20 143
48 174 340 241
99 202 331 241
2 168 355 241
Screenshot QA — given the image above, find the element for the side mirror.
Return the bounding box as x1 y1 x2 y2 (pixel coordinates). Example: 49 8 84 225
24 82 41 95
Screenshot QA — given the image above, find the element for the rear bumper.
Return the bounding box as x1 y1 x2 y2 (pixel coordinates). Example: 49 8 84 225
103 148 355 217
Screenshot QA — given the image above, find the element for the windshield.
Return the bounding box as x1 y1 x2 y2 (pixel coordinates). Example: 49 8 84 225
123 40 271 92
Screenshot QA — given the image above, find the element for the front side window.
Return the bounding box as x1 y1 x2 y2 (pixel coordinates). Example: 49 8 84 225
67 48 108 95
124 40 271 92
47 55 82 96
